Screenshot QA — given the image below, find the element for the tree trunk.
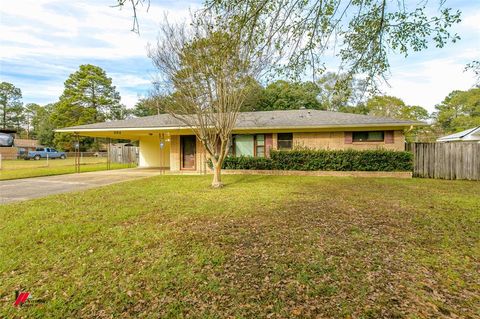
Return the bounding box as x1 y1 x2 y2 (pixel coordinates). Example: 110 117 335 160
2 105 5 129
211 161 223 188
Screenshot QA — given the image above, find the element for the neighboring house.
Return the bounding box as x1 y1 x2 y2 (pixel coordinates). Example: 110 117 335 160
436 126 480 143
57 109 422 172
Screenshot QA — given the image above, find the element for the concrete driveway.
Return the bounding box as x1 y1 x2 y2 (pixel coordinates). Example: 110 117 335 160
0 168 163 204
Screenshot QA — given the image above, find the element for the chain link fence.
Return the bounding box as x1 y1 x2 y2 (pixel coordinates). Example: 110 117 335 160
0 146 139 181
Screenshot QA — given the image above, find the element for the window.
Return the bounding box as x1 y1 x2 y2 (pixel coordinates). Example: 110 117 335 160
35 147 44 151
233 134 266 157
234 135 254 157
255 135 265 157
352 131 384 142
277 133 293 150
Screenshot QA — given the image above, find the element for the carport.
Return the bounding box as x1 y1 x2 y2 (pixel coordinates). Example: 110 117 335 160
56 115 210 173
56 126 174 170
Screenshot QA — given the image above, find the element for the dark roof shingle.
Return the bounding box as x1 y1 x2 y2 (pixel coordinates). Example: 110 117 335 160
58 109 422 131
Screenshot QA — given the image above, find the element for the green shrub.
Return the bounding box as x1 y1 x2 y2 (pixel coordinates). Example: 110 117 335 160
220 149 413 171
222 156 274 170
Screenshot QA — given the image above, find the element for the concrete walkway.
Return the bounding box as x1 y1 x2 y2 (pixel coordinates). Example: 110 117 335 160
0 168 164 204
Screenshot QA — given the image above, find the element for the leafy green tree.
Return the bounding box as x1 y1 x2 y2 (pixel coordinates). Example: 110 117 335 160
365 95 405 118
401 105 430 122
133 98 157 117
316 73 368 111
58 64 125 122
434 88 480 133
339 103 370 115
239 79 264 111
250 75 368 112
51 100 96 150
365 95 429 121
364 95 430 142
51 64 126 150
0 82 24 130
23 103 41 138
253 80 323 111
132 96 168 117
30 103 56 146
413 124 445 142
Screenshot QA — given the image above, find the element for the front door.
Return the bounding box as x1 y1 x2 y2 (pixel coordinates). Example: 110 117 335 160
181 135 196 169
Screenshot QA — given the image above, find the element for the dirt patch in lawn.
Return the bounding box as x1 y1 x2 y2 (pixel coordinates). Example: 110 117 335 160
131 179 479 318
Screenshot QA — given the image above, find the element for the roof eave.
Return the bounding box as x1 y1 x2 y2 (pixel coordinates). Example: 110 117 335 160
56 122 421 134
235 122 423 130
55 126 186 133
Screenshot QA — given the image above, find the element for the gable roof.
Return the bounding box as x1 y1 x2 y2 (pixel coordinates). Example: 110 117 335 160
57 109 422 133
437 126 480 142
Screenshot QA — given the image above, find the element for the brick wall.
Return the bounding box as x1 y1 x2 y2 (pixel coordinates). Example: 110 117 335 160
170 135 208 172
0 147 18 160
170 135 181 171
293 130 405 151
167 130 406 172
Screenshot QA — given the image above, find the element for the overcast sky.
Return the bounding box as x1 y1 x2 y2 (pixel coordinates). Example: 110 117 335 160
0 0 479 113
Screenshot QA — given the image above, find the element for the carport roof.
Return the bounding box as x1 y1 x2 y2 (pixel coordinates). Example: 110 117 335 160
57 109 423 132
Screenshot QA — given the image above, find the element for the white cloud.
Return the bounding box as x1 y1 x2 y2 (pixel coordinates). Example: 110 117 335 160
0 0 198 60
383 57 477 112
0 0 199 107
461 11 480 32
120 92 142 109
111 74 152 87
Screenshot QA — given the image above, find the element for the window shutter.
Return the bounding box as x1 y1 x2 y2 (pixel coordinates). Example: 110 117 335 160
385 131 394 144
344 132 353 144
265 134 273 157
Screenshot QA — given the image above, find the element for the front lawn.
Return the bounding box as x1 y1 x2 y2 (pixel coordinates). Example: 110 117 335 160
0 158 133 180
1 175 479 318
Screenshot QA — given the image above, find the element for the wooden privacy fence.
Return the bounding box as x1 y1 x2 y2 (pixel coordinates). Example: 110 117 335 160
412 143 480 180
108 144 139 165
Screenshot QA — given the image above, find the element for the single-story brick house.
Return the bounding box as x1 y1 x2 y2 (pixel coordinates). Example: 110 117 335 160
57 109 422 172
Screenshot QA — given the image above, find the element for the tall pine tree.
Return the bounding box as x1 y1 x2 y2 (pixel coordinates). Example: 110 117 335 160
51 64 127 150
0 82 24 131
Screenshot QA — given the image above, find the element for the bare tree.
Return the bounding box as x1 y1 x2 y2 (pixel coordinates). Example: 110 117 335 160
148 18 268 188
113 0 150 33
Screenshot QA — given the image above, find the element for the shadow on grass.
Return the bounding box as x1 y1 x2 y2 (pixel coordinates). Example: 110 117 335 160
224 174 273 185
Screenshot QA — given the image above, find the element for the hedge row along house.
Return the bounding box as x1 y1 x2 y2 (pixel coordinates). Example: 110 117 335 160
57 109 423 173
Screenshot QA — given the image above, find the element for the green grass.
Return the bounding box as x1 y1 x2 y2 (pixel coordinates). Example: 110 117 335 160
0 158 134 180
1 175 479 318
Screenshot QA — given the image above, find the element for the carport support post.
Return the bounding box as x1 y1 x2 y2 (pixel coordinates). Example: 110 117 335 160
107 138 111 170
159 133 164 174
74 134 77 173
74 134 80 173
